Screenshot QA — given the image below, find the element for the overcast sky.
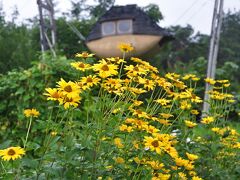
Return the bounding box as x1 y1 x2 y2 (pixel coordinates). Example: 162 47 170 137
1 0 240 34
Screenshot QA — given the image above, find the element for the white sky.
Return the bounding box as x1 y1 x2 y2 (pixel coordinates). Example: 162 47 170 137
1 0 240 34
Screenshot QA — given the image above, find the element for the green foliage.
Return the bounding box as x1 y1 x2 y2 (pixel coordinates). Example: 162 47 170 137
0 22 37 74
90 0 115 18
56 17 92 58
143 4 163 23
0 55 78 138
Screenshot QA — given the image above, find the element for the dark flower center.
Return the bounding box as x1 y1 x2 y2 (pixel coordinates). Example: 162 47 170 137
133 67 139 71
78 63 85 68
8 149 16 156
82 52 88 58
151 140 159 147
64 85 72 92
52 92 60 98
136 110 142 114
101 65 109 71
87 78 93 83
65 97 73 102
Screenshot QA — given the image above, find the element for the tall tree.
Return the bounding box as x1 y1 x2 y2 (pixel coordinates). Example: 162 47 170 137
90 0 115 19
143 4 163 23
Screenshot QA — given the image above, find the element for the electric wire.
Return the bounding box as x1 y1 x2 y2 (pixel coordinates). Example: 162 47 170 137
185 0 211 23
174 0 201 24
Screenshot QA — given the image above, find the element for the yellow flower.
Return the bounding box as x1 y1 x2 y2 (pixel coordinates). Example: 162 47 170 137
233 142 240 149
102 84 123 95
131 57 145 64
182 74 195 80
128 87 146 95
216 79 229 84
223 83 230 87
145 125 160 134
106 57 126 64
112 108 121 114
211 127 220 133
165 73 180 80
152 173 171 180
133 157 141 164
132 109 149 119
80 75 101 89
75 52 94 58
132 141 139 149
147 160 164 170
132 100 143 106
44 88 63 101
138 78 155 91
114 157 125 164
118 43 134 53
50 131 57 136
191 109 199 115
57 78 81 98
189 171 197 176
144 136 162 154
180 100 191 110
166 146 179 158
155 98 171 106
192 176 203 180
178 172 187 180
175 157 189 167
104 78 122 89
201 116 214 124
70 62 91 71
174 80 187 89
119 124 133 132
186 152 198 161
59 95 81 109
23 108 40 118
184 120 197 128
157 119 171 126
93 59 118 78
205 78 216 85
124 64 147 77
159 113 174 119
0 146 25 161
228 99 235 103
114 138 124 148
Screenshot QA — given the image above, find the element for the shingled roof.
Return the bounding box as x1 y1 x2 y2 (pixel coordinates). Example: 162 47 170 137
86 4 172 42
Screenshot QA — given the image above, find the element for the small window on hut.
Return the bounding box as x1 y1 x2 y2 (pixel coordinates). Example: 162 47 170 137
117 20 132 34
102 22 116 36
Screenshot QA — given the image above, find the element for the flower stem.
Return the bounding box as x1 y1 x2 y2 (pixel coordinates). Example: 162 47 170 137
24 117 33 148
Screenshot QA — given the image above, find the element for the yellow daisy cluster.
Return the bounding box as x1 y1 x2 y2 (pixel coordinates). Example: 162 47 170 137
205 78 234 103
182 74 200 81
45 78 81 109
209 90 235 102
42 45 236 179
211 126 240 149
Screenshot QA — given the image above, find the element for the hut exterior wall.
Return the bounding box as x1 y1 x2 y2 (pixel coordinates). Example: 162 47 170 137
86 34 162 58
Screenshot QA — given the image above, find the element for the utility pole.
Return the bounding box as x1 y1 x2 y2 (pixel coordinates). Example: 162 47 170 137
37 0 57 57
202 0 224 115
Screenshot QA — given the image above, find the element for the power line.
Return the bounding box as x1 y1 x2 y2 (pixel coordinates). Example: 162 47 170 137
185 0 211 23
174 0 201 24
